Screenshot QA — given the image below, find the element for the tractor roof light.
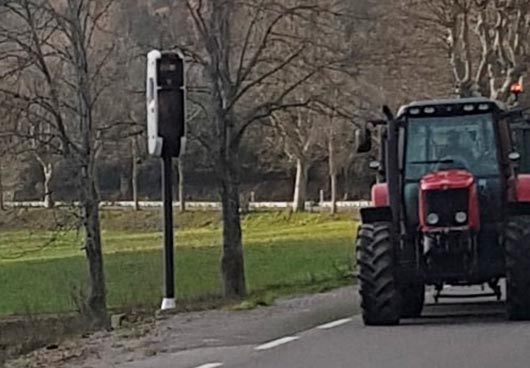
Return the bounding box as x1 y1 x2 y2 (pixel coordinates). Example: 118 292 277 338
424 107 436 114
478 103 490 111
511 82 524 95
463 104 475 112
409 108 421 115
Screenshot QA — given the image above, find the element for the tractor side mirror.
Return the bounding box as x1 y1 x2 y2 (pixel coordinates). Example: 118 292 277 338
369 160 381 170
382 105 394 121
509 152 521 162
356 127 372 153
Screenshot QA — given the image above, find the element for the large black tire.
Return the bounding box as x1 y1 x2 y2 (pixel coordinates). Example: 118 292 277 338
399 283 425 318
505 216 530 321
356 223 400 326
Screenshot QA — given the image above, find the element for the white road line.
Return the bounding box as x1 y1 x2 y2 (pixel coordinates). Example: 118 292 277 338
316 318 353 330
255 336 300 351
195 363 223 368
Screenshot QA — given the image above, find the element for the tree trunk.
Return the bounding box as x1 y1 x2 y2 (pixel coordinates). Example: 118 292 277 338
43 163 54 209
131 138 140 211
330 173 337 214
328 130 337 215
216 109 247 298
220 153 247 298
342 166 351 201
119 164 132 200
81 166 108 328
292 158 308 212
178 158 186 212
0 162 4 211
35 154 55 209
132 163 139 211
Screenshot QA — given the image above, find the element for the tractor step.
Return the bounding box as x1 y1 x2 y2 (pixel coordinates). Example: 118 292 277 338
433 290 502 303
434 292 498 299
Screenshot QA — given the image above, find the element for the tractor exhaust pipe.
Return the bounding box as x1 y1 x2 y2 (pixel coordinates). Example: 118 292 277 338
384 106 401 230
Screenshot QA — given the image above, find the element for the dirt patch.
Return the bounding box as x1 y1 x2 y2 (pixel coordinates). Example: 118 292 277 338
0 295 234 366
0 208 359 232
0 314 90 366
100 210 223 232
0 208 224 232
0 208 78 232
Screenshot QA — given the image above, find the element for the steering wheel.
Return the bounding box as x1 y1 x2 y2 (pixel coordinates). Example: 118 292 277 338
434 155 470 172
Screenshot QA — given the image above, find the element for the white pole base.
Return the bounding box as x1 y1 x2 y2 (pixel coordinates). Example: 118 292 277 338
160 297 177 311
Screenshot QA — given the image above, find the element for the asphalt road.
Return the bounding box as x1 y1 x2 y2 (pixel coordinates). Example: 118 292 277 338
118 284 530 368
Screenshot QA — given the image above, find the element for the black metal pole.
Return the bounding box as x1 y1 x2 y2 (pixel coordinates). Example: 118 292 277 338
161 155 175 307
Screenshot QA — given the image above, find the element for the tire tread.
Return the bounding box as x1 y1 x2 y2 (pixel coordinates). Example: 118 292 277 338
356 223 400 325
505 216 530 321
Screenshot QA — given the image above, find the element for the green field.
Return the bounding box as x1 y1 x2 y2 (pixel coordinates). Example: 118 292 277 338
0 210 357 317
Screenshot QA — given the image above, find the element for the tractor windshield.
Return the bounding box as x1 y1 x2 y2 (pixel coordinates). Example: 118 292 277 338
405 113 498 180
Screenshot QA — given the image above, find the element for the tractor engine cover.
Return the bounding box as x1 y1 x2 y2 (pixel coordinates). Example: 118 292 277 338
419 170 480 232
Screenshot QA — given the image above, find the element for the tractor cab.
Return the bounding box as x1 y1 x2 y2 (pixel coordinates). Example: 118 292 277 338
354 97 530 326
399 98 513 232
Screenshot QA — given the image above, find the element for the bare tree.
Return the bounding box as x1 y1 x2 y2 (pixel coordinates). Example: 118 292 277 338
30 123 57 208
0 0 121 327
310 71 364 213
270 107 325 212
326 98 350 214
406 0 530 102
153 0 353 297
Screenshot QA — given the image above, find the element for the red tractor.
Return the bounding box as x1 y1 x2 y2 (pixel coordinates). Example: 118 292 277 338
356 97 530 325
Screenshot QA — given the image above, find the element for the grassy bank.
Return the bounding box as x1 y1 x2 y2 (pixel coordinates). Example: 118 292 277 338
0 210 357 317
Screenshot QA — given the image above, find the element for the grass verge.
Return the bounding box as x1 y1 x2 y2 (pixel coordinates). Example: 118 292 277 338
0 210 358 317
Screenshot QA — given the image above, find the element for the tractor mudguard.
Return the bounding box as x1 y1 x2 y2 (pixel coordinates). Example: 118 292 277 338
507 202 530 216
516 174 530 202
360 206 393 224
372 183 389 207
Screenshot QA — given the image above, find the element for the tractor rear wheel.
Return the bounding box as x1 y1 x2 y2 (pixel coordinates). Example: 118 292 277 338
356 222 400 326
399 283 425 318
505 216 530 321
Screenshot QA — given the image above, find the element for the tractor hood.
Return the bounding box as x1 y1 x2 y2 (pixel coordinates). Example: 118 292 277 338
421 170 474 191
419 169 480 232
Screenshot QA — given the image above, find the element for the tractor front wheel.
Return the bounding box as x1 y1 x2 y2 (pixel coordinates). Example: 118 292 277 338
356 222 400 326
505 216 530 321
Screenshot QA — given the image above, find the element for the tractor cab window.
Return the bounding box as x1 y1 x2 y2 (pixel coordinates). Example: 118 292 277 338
405 113 498 180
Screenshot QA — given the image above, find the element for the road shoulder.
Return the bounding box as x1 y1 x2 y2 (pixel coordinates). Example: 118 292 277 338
5 286 359 368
